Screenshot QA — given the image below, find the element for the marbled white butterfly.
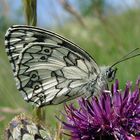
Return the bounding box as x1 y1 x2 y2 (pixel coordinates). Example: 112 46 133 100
5 25 140 107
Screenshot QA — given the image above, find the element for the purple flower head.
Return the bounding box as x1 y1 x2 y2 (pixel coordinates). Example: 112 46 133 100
63 77 140 140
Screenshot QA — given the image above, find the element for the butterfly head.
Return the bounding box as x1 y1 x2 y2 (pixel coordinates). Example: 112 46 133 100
106 67 117 82
100 66 117 82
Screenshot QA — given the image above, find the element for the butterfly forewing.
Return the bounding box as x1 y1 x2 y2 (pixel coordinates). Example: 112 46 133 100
5 25 100 107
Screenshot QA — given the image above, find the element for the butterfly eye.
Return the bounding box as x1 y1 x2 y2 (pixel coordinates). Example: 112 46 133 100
106 68 117 82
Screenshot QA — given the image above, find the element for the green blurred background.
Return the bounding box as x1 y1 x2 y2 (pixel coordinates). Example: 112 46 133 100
0 0 140 139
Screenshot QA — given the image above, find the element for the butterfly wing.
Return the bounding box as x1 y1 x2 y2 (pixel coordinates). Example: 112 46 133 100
5 25 100 107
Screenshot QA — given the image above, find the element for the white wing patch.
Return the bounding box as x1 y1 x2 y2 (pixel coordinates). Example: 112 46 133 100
62 66 88 79
5 25 100 107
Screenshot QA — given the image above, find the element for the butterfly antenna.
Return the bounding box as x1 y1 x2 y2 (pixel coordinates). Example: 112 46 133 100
110 48 140 68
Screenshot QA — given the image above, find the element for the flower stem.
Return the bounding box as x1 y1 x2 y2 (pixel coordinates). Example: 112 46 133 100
23 0 37 26
22 0 46 124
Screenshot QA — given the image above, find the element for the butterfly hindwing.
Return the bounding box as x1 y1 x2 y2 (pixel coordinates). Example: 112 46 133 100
5 25 100 106
17 43 94 106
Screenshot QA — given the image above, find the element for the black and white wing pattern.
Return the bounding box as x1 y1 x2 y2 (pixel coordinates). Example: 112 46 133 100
5 25 100 107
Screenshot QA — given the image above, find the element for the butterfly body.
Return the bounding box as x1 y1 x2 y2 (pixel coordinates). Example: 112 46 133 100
5 25 117 107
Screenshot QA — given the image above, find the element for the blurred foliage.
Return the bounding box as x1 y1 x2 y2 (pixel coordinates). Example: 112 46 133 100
77 0 105 16
0 1 140 139
0 16 10 33
23 0 37 25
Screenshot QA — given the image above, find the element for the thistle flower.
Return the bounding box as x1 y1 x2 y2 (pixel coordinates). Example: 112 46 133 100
5 114 52 140
63 78 140 140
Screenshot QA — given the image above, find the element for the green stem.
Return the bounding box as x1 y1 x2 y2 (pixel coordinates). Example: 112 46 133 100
33 107 46 124
22 0 46 124
23 0 37 26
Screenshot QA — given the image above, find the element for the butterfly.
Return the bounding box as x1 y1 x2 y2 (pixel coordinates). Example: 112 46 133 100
5 25 140 107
